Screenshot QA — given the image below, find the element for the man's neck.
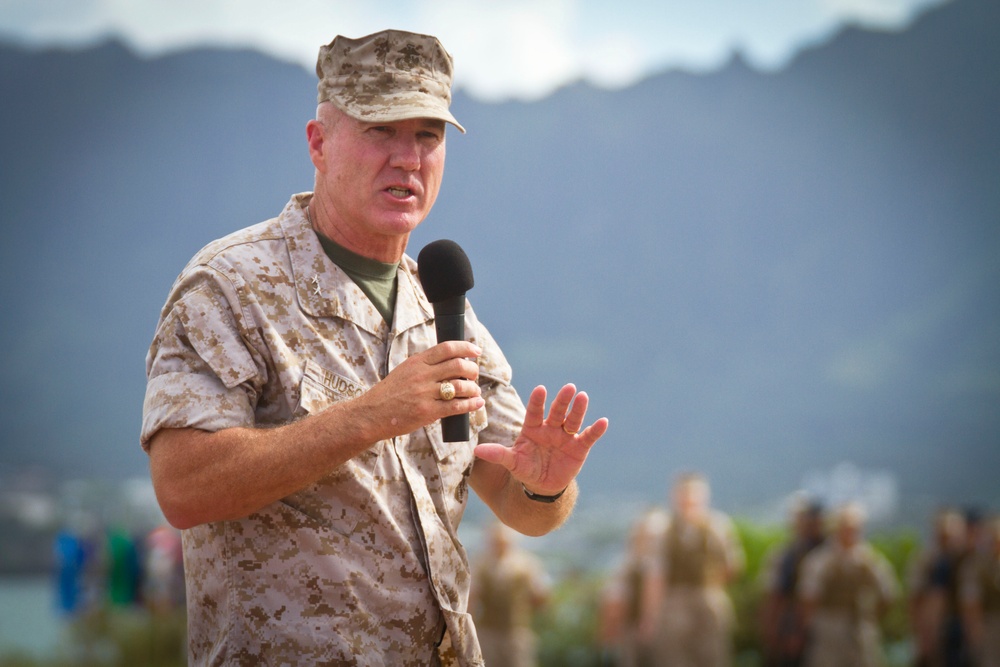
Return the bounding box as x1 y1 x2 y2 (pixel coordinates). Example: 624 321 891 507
306 197 408 264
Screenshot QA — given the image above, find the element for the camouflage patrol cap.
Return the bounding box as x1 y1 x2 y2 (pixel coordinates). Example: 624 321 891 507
316 29 465 133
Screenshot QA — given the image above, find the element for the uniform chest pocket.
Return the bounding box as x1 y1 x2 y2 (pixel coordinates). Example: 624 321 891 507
424 404 487 463
294 360 367 418
284 360 378 538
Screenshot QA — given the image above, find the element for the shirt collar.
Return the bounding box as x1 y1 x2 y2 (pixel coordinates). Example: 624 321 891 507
280 193 434 335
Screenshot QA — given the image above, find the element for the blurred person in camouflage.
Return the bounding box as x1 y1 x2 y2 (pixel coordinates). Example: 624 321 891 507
907 507 970 667
470 521 550 667
798 503 899 667
759 495 826 667
640 472 745 667
961 516 1000 667
601 507 667 667
141 29 608 667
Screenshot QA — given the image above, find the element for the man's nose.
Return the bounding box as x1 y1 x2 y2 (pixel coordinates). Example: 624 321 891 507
390 136 421 170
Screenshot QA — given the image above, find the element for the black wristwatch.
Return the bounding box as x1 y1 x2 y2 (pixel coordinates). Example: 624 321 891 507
521 483 567 503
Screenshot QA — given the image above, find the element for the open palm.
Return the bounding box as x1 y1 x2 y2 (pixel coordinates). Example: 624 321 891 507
474 384 609 496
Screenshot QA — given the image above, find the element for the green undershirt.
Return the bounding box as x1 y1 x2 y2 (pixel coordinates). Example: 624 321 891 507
316 232 399 326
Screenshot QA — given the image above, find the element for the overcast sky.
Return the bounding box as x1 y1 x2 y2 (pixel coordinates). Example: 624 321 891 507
1 0 950 100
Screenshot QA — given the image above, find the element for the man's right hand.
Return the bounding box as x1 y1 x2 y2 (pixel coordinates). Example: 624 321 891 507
357 340 484 441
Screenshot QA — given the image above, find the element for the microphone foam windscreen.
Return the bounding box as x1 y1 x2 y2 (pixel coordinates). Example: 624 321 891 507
417 239 475 302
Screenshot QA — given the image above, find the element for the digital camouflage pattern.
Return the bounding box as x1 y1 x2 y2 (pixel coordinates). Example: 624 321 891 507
961 545 1000 667
473 548 548 632
316 29 465 133
797 542 899 667
142 193 525 666
472 537 549 667
659 511 743 588
648 510 745 667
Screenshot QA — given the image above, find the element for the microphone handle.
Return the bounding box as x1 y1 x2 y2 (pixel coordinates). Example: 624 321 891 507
434 295 470 442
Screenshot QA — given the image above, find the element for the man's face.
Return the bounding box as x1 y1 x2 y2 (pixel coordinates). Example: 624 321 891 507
836 521 861 548
673 480 708 521
316 111 446 246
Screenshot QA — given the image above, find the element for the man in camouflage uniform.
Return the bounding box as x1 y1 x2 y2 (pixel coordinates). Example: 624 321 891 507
798 503 899 667
640 472 745 667
961 517 1000 667
759 497 826 667
760 497 826 667
601 508 668 667
142 29 608 666
907 508 970 667
470 522 551 667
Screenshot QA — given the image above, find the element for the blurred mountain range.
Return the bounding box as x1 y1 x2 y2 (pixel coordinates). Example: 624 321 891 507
1 0 997 518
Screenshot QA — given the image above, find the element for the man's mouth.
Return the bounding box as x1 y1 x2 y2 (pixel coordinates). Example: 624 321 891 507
387 186 412 198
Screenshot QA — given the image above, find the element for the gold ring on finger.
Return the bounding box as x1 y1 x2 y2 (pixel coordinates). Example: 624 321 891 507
439 381 456 401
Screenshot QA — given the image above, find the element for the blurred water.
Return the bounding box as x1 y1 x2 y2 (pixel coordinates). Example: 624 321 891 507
0 576 64 659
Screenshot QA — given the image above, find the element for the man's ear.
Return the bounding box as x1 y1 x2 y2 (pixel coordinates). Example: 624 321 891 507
306 119 326 173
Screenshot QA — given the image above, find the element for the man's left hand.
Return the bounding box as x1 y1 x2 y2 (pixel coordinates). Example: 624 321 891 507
473 384 608 496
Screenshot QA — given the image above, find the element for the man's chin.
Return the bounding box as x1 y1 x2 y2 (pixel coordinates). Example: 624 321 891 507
372 213 426 237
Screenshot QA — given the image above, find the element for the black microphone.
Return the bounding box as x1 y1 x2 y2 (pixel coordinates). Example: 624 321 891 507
417 239 475 442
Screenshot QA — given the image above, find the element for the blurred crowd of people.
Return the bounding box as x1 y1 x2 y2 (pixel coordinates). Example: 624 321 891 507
907 507 1000 667
52 521 184 619
47 478 998 667
596 472 1000 667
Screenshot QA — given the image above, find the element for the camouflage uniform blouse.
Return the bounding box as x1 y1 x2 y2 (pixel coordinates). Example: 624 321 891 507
142 193 525 666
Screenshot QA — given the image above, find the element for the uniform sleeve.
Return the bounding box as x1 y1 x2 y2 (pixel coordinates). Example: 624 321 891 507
906 551 929 595
758 546 781 592
959 558 982 605
528 553 552 598
871 548 901 605
465 310 526 448
141 266 262 448
647 516 670 579
714 511 746 577
797 549 824 601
